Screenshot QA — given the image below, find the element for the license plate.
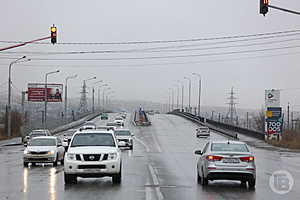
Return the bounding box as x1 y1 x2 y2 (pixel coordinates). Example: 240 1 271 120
223 158 239 163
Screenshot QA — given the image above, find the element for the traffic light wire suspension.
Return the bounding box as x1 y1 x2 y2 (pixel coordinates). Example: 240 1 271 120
268 4 300 16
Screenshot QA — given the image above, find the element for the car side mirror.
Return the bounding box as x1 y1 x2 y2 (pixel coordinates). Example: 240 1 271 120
194 150 202 155
24 143 27 147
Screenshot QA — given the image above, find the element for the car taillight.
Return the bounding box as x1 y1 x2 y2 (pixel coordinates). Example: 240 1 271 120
240 156 254 162
206 155 223 161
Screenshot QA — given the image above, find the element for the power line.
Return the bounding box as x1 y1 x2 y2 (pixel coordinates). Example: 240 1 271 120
1 44 300 61
0 51 300 68
1 36 300 56
0 29 300 45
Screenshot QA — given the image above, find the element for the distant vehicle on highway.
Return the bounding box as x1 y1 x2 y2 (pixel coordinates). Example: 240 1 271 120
79 122 97 130
62 129 77 151
114 129 134 150
97 126 117 132
195 140 256 188
23 129 51 146
64 129 122 184
196 126 210 137
106 122 118 127
100 113 109 120
114 117 125 126
23 136 65 167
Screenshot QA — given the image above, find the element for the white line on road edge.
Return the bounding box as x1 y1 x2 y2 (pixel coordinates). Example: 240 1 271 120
148 164 164 200
134 136 150 153
145 179 153 200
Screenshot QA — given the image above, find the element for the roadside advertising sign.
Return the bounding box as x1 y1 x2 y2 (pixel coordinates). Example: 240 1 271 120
28 83 63 102
265 107 283 136
265 89 280 107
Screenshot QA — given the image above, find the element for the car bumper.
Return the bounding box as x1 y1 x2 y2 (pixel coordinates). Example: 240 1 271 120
205 167 256 181
64 160 121 176
23 155 56 163
197 133 210 137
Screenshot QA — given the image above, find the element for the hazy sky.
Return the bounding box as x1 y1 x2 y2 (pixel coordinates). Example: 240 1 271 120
1 0 300 110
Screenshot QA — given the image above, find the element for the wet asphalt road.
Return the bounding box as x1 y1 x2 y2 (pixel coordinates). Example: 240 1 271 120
0 113 300 200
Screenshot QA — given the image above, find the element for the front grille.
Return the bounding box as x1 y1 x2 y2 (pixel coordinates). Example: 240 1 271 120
78 165 106 169
76 154 81 161
28 157 51 161
83 154 101 161
30 151 48 155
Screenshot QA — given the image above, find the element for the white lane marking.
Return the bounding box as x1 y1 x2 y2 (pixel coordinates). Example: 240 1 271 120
148 164 164 200
145 179 153 200
134 137 150 153
151 132 162 153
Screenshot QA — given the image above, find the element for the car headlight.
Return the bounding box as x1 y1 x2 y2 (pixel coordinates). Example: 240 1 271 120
108 153 118 160
47 150 55 155
67 153 76 160
24 149 29 154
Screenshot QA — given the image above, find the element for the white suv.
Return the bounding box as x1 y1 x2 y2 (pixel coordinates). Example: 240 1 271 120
114 129 134 150
64 130 122 184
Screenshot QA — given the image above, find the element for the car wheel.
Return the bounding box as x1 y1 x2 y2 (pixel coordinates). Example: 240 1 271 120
112 168 122 184
197 171 201 184
248 178 256 189
23 162 29 167
64 173 77 184
201 169 208 186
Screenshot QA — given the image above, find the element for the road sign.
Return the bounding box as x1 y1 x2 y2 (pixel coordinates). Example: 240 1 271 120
28 83 63 102
265 89 280 107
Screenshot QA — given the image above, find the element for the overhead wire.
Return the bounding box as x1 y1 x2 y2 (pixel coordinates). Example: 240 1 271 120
0 29 300 45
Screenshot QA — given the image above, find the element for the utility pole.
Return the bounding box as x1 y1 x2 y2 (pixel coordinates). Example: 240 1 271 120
78 77 96 114
92 87 95 113
44 70 60 129
246 112 249 129
287 103 290 130
184 77 191 113
192 73 201 116
65 74 77 123
226 87 238 125
7 56 29 137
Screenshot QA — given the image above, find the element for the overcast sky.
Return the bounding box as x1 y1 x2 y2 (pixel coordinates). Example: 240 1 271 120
1 0 300 110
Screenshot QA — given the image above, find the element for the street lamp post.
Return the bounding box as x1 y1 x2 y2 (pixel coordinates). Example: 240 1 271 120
192 73 201 116
173 83 180 109
92 80 103 113
44 70 60 129
98 84 108 110
7 56 30 137
106 91 115 108
184 77 191 113
65 74 77 123
103 87 111 110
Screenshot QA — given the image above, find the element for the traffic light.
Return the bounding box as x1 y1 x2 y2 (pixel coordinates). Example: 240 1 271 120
260 0 269 16
50 25 57 44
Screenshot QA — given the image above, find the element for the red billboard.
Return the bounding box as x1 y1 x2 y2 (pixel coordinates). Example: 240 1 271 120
28 83 63 102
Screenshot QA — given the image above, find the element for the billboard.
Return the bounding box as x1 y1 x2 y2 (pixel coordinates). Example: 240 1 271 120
265 89 280 107
28 83 63 102
265 107 283 137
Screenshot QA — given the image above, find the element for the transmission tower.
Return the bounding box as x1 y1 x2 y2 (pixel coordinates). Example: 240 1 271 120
78 80 89 113
226 87 238 125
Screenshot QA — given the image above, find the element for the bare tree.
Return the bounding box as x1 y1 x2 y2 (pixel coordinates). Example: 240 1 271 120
253 109 265 132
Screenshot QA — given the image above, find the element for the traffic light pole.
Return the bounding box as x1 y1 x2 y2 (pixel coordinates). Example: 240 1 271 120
268 5 300 16
0 36 51 52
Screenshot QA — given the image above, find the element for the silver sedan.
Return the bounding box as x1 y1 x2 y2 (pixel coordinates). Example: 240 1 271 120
195 140 256 188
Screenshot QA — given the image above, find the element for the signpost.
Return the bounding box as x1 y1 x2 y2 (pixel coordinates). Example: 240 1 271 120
28 83 63 102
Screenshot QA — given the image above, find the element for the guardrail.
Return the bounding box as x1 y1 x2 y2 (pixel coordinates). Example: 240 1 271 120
170 111 265 140
51 112 101 135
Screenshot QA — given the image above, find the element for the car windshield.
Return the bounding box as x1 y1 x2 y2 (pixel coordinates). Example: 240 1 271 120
30 133 47 137
115 130 131 136
71 133 116 147
29 138 56 146
211 143 249 152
